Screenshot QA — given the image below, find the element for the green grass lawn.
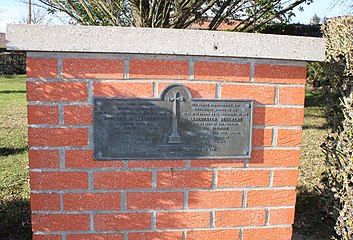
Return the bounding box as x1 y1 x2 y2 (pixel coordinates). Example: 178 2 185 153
293 91 334 240
0 75 333 239
0 75 31 240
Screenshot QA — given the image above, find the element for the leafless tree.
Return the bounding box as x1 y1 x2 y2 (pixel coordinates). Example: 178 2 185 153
31 0 313 32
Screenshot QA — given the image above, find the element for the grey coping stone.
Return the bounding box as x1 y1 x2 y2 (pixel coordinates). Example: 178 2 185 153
6 24 325 62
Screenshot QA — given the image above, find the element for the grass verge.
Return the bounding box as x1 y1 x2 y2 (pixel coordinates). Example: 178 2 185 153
293 90 334 239
0 75 31 240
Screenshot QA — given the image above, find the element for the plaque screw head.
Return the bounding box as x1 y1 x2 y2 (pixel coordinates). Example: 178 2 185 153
245 104 251 108
243 151 249 155
97 101 102 106
97 151 103 157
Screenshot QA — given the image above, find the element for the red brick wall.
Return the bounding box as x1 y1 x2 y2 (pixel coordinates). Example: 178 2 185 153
27 54 305 240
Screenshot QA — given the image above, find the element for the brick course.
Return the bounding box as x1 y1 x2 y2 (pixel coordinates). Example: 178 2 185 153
254 64 307 84
94 213 151 231
62 58 124 79
28 149 60 169
28 105 59 124
94 171 152 190
221 84 275 104
63 192 121 211
93 82 153 98
130 59 189 79
187 229 240 240
32 214 90 232
157 170 213 189
64 105 93 124
27 58 58 78
27 82 88 101
242 227 293 240
157 212 211 229
129 231 183 240
194 61 250 81
30 172 88 190
28 128 88 146
215 209 267 227
188 190 243 209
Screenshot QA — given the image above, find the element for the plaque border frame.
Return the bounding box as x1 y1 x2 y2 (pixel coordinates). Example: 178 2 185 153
93 84 254 160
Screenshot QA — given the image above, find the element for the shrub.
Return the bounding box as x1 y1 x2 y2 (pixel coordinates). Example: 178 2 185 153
322 97 353 239
320 16 353 240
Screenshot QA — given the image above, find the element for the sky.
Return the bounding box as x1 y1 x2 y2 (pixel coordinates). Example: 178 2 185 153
0 0 351 33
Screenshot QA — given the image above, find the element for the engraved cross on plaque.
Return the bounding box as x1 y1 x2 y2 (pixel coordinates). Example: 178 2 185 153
168 91 185 144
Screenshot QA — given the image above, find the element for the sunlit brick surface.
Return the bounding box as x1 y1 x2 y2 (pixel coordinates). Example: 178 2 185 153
28 53 306 239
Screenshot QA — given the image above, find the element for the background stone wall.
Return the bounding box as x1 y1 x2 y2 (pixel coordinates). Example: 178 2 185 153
0 52 26 75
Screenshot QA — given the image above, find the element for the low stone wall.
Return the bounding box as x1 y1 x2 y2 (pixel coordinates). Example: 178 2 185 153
7 24 325 240
0 52 26 75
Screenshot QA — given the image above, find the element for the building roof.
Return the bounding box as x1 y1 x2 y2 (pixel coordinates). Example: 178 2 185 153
0 33 6 49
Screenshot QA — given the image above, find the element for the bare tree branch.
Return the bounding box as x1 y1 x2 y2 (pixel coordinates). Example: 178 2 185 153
178 0 218 29
27 0 311 32
249 0 308 32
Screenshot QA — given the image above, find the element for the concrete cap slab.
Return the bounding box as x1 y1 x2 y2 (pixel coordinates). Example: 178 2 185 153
6 24 325 61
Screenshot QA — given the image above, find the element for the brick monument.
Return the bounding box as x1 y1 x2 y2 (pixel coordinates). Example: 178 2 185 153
7 24 325 240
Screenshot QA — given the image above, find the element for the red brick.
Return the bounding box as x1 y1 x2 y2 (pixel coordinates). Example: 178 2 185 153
127 192 183 210
269 208 295 225
66 150 124 169
67 234 123 240
130 59 188 79
29 150 60 169
189 190 243 209
27 82 88 102
247 189 296 207
215 209 266 227
278 86 305 105
64 105 92 124
93 82 153 97
32 214 90 232
157 171 212 189
94 213 151 230
63 192 120 211
28 105 59 124
187 229 240 240
218 170 270 187
254 64 306 84
252 128 272 147
62 58 124 79
194 62 250 81
28 128 88 147
157 212 210 229
30 193 60 211
128 160 186 168
30 172 88 190
273 169 299 187
242 227 292 240
129 232 183 240
32 235 62 240
277 129 302 147
158 82 216 98
190 159 244 168
94 172 152 190
253 107 304 126
222 85 275 104
250 149 301 167
27 58 58 78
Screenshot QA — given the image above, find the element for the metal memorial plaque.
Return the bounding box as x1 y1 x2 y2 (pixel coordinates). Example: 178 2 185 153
94 84 253 160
